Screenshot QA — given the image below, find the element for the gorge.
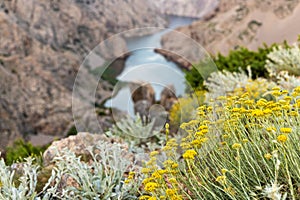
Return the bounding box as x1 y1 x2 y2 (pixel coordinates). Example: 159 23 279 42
103 15 198 116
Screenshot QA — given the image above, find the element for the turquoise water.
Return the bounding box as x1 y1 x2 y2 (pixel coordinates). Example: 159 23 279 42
105 16 197 115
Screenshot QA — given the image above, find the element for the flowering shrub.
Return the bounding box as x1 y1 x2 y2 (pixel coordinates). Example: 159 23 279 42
138 86 300 199
266 44 300 77
204 68 276 101
169 90 206 129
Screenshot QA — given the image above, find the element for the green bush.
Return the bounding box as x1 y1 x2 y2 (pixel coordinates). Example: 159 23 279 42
186 43 280 91
66 125 78 136
5 139 48 165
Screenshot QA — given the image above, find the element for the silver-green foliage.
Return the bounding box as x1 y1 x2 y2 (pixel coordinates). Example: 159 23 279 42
42 141 139 199
0 141 140 200
266 44 300 77
107 115 165 153
0 157 39 200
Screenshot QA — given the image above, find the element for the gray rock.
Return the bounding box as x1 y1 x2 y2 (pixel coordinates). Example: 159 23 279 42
153 0 218 18
160 85 178 111
130 81 156 124
0 0 167 152
43 132 131 166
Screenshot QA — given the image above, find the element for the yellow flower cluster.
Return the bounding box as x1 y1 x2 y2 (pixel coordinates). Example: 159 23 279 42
139 86 300 199
182 149 197 160
124 171 135 184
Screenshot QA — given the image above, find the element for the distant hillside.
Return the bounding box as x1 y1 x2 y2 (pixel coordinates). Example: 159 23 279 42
159 0 300 66
152 0 219 18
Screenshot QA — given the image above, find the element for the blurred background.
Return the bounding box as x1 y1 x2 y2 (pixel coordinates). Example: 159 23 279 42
1 0 300 158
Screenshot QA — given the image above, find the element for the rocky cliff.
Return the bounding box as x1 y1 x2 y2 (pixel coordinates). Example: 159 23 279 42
159 0 300 68
153 0 219 18
0 0 167 152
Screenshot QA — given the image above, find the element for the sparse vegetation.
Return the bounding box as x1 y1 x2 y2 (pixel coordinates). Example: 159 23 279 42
4 139 48 165
186 43 280 91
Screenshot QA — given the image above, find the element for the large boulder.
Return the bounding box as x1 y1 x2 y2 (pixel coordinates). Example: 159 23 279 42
129 82 156 123
130 82 156 105
160 85 178 111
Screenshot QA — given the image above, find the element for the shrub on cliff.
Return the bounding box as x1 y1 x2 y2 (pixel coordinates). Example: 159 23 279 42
185 43 279 91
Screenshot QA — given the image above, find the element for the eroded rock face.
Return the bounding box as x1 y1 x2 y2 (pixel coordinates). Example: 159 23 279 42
159 0 300 66
153 0 218 18
0 0 167 152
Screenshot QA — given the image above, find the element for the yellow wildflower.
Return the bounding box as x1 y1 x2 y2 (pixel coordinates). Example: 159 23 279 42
144 182 159 192
150 151 159 157
242 139 249 143
266 127 276 133
289 111 298 116
284 96 292 101
171 163 179 169
124 179 130 184
165 123 169 129
198 125 208 130
166 188 177 196
251 109 264 117
232 143 242 150
141 168 151 174
294 86 300 93
280 127 292 134
272 90 281 97
142 177 154 185
256 99 267 107
168 178 177 184
151 171 162 179
139 195 151 200
272 86 281 91
216 175 226 184
220 141 227 146
224 187 236 196
264 153 272 160
277 134 288 143
183 149 197 160
191 139 202 147
222 134 230 139
221 168 228 175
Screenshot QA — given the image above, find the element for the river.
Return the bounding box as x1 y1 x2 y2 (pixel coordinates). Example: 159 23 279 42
104 15 197 116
